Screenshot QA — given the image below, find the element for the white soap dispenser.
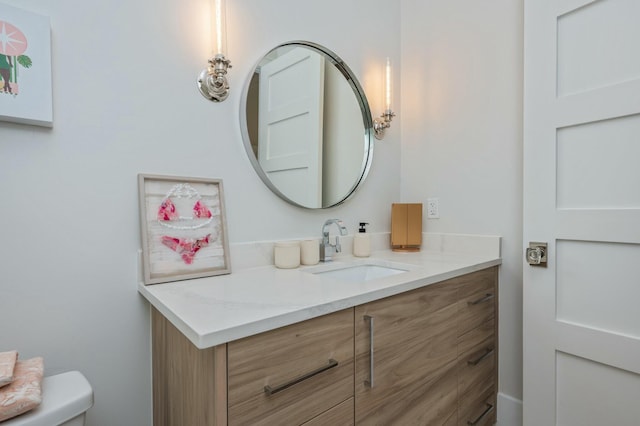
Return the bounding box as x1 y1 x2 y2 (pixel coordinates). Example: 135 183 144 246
353 222 371 257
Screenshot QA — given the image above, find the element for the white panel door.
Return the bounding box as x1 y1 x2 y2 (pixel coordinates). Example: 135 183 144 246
523 0 640 425
258 47 324 208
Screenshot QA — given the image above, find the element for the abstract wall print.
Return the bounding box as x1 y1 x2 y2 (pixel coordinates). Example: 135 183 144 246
138 174 231 285
0 4 52 127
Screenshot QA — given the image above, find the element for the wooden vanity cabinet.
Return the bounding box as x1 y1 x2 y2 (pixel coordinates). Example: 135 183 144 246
151 266 497 426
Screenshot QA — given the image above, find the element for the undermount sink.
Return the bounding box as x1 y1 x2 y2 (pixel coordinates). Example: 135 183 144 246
310 261 410 282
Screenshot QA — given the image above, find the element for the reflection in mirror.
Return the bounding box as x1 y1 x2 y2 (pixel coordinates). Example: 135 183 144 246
241 41 374 209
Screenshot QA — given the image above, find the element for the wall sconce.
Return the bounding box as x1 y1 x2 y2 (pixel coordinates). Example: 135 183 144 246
197 0 232 102
374 57 395 140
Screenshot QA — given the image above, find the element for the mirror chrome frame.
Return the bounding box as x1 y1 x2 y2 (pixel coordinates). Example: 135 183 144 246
239 40 374 209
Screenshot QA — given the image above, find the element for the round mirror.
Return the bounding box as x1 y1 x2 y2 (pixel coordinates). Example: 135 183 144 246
240 41 374 209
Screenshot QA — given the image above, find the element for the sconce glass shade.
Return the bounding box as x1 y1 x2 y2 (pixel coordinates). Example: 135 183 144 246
198 0 231 102
211 0 227 57
384 57 392 112
374 57 395 140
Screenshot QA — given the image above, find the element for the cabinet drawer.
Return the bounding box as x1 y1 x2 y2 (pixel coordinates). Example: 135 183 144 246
457 268 497 337
458 319 495 362
302 397 354 426
459 383 496 426
457 319 496 398
228 309 354 425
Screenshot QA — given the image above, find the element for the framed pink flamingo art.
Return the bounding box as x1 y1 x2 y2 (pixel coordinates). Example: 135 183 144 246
0 4 52 127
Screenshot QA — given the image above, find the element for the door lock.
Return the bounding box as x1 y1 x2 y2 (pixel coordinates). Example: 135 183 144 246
526 242 547 266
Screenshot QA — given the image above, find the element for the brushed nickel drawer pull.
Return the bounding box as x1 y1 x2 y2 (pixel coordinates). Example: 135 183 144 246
364 315 374 388
467 348 495 366
467 403 494 425
263 359 338 396
468 293 494 305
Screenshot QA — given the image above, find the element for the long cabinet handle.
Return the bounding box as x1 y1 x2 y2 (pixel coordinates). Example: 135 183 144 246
264 359 338 396
468 293 494 305
364 315 374 388
467 403 494 425
467 348 495 366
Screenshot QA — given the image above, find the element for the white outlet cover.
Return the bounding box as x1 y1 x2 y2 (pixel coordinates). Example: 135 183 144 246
427 198 439 218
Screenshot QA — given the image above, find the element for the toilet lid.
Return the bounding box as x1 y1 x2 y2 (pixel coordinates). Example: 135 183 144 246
3 371 93 426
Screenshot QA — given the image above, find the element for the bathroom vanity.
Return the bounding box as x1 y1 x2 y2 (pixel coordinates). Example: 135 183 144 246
139 236 500 425
136 36 501 425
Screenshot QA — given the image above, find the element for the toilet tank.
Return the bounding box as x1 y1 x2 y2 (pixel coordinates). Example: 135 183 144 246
3 371 93 426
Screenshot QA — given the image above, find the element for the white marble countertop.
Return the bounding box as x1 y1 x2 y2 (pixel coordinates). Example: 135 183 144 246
138 234 501 349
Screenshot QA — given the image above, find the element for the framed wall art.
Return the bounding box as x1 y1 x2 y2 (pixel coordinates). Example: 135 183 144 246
138 174 231 285
0 4 53 127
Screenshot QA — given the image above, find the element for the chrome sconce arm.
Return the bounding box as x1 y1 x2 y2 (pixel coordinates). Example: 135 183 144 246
374 109 395 140
197 54 232 102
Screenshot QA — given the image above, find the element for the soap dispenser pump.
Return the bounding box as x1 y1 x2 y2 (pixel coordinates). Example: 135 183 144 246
353 222 371 257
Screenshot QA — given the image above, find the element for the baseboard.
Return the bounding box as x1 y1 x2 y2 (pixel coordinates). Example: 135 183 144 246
497 392 523 426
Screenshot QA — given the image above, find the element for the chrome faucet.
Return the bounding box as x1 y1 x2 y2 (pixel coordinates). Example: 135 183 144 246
320 219 348 262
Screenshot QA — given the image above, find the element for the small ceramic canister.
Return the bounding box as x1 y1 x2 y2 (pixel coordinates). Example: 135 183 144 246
274 241 301 269
300 239 320 265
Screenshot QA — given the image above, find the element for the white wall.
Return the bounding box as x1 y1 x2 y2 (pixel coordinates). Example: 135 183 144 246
400 0 524 417
0 0 400 424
